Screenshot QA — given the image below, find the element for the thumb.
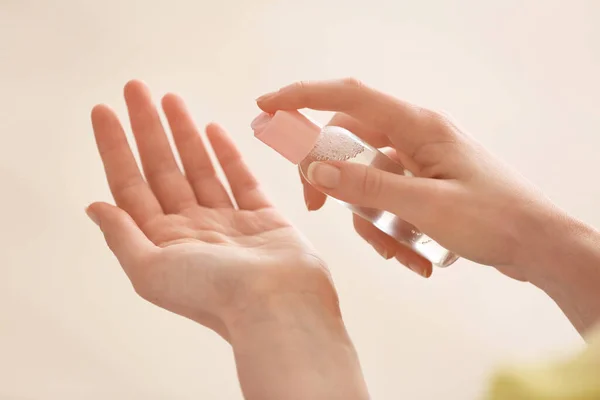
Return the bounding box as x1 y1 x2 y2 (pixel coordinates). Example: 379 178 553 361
86 202 156 273
305 161 436 224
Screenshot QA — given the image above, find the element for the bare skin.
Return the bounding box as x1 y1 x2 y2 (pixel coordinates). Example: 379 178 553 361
257 78 600 334
87 78 600 399
88 80 369 400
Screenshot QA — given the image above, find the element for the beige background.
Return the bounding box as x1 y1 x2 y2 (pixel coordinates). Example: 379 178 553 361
1 0 599 399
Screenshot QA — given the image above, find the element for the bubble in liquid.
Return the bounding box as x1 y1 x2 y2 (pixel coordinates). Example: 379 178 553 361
310 126 365 162
301 125 457 267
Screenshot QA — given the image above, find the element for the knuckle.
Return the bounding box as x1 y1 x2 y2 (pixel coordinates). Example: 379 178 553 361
290 80 311 103
341 77 364 89
292 80 310 91
338 77 367 112
430 110 453 128
416 107 441 122
437 109 455 122
360 167 383 199
418 107 456 137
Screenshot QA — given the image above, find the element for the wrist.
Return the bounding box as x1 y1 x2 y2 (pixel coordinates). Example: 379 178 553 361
226 287 346 344
516 205 597 282
223 255 342 336
518 205 600 334
224 281 370 400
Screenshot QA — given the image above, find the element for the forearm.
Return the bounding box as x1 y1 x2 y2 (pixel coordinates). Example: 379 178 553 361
227 293 370 400
523 206 600 335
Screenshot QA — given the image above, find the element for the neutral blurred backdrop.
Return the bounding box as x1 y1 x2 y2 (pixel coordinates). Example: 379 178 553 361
1 0 599 398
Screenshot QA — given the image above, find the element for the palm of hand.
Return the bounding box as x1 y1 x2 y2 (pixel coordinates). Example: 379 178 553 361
88 81 324 339
146 204 291 250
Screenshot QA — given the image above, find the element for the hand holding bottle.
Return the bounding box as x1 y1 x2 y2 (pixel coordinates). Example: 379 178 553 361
257 78 579 282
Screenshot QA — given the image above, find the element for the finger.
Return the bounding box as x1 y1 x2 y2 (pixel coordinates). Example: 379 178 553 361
257 78 450 157
327 113 423 175
305 160 442 226
124 80 197 213
161 93 233 208
91 104 163 226
353 214 432 277
299 166 326 211
206 123 272 210
86 202 157 276
298 112 390 212
328 112 391 148
394 246 432 278
380 147 422 177
353 214 395 259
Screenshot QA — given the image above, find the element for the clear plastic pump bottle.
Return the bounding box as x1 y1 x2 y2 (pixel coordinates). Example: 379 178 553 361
252 110 458 268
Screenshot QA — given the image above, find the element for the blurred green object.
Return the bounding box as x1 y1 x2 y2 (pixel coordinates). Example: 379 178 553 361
487 326 600 400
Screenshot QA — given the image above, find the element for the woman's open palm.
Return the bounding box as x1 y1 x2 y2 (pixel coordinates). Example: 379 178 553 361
88 81 329 340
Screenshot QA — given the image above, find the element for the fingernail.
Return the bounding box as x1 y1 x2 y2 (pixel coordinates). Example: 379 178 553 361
370 241 390 259
85 207 100 226
307 162 341 189
256 91 277 102
408 262 429 278
306 199 320 212
305 198 312 211
302 187 311 211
